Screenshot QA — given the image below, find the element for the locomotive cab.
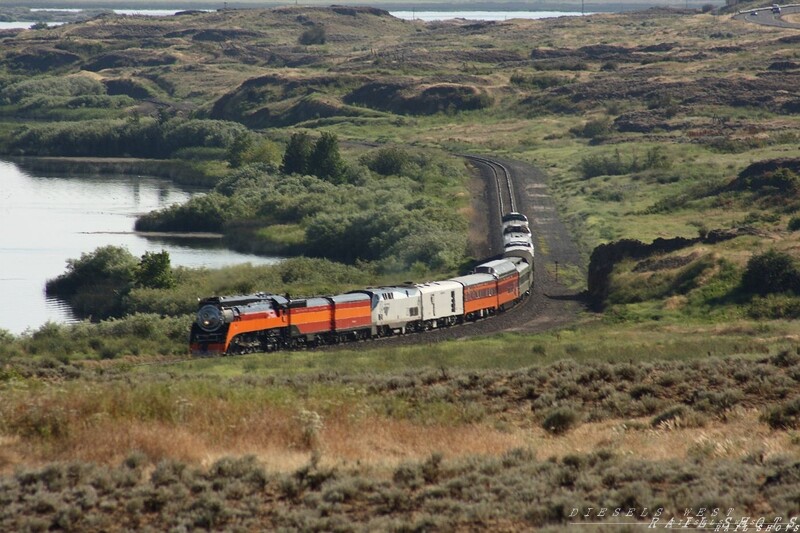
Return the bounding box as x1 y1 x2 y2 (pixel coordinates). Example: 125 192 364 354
190 293 288 355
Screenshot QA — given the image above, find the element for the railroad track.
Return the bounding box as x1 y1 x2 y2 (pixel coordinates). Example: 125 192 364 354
464 154 517 216
129 154 528 368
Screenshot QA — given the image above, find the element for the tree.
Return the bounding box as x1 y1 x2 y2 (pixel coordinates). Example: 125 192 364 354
309 132 346 184
226 132 254 169
281 132 313 175
135 250 175 289
244 139 282 169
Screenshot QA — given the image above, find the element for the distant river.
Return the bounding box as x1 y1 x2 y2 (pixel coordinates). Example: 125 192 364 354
0 160 279 334
0 9 589 30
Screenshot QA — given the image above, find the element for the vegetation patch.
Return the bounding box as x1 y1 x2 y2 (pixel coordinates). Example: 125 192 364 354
345 81 492 115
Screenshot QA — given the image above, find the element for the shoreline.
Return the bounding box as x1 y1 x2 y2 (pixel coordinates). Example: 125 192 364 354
1 2 714 16
5 156 217 187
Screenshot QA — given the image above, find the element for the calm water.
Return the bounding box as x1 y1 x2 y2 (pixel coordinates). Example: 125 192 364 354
0 160 279 334
0 9 586 30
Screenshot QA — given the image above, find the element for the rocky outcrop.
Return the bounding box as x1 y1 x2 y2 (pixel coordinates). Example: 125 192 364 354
736 158 800 181
6 47 80 72
344 81 491 115
587 229 757 310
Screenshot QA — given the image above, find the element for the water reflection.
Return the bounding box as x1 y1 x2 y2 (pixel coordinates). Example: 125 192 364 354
0 160 280 334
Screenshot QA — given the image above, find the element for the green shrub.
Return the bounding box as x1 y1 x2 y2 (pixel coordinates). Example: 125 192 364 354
763 398 800 429
309 132 346 184
651 405 688 428
570 117 612 140
541 407 580 434
747 294 800 319
0 75 104 104
299 25 326 45
46 246 136 297
281 132 314 175
738 169 800 195
8 117 248 158
579 147 670 179
134 193 230 232
361 145 411 176
741 250 800 296
788 216 800 231
135 251 175 290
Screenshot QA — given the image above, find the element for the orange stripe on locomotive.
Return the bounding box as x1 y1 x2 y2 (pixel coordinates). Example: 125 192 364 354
224 312 286 351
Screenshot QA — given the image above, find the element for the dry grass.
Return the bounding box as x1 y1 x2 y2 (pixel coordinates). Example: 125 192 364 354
532 409 799 461
3 408 796 476
320 418 527 466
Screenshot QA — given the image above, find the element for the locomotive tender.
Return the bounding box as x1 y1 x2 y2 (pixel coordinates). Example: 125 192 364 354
190 212 534 356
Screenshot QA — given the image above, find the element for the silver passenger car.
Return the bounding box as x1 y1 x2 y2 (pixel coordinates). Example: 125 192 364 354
508 256 533 296
416 280 464 329
359 286 422 335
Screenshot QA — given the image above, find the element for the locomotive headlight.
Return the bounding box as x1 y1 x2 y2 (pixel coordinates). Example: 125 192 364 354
197 305 224 332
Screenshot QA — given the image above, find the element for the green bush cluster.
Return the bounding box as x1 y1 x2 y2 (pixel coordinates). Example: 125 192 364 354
7 117 249 158
138 147 468 273
732 169 800 196
281 131 346 184
45 246 176 320
135 193 232 233
763 397 800 429
741 249 800 296
541 407 580 434
579 147 671 179
0 75 104 104
570 117 613 140
40 252 373 330
0 313 190 361
360 145 412 176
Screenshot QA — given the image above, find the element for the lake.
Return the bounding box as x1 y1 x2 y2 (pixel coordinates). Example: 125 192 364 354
0 9 589 30
0 160 279 334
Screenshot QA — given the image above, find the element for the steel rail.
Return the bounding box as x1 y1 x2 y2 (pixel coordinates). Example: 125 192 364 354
464 155 517 216
126 154 523 368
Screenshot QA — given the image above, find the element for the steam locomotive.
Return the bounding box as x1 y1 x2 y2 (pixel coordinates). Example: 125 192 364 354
190 212 534 355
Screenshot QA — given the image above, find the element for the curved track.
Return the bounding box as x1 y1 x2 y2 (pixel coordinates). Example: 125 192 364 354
464 155 517 215
316 154 586 351
164 154 587 364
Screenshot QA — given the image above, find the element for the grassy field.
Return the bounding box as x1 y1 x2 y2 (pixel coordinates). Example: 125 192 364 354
1 4 800 528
